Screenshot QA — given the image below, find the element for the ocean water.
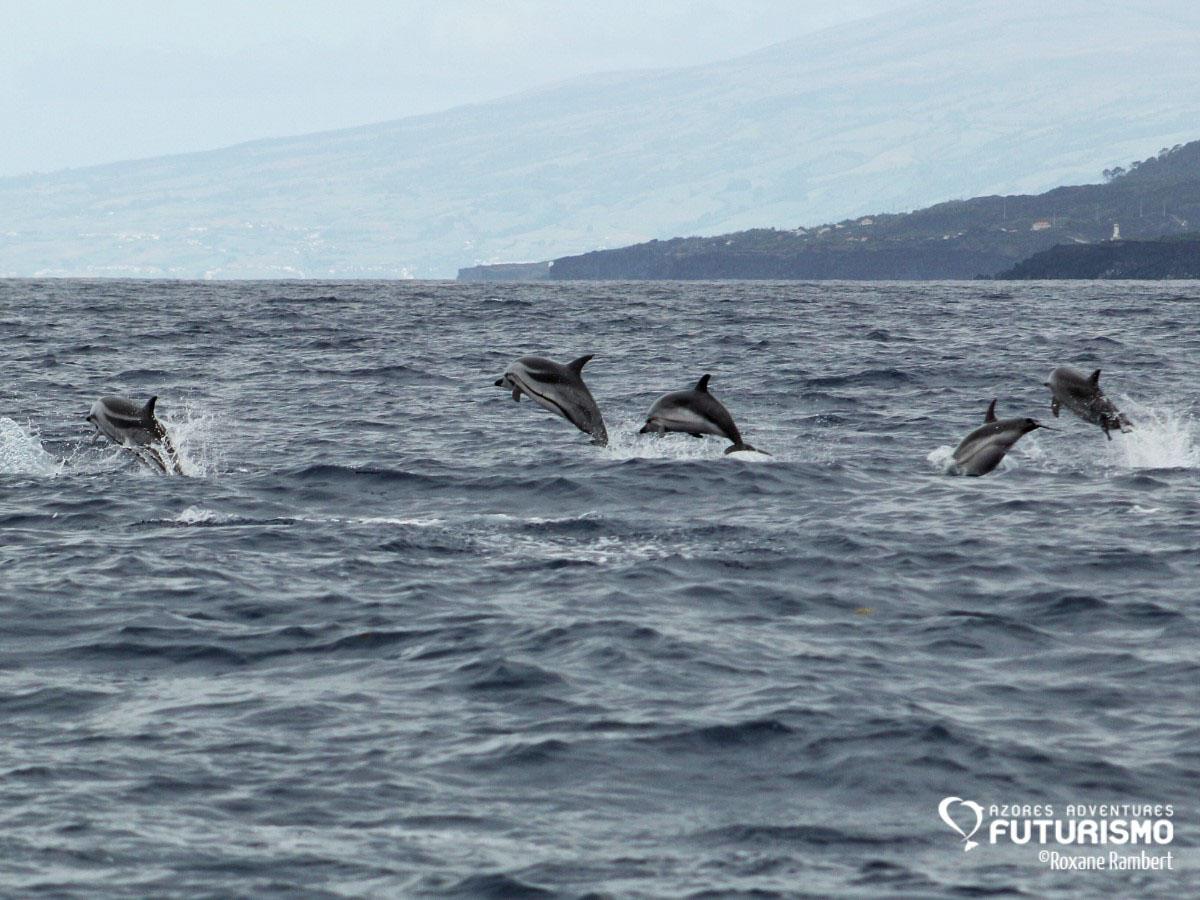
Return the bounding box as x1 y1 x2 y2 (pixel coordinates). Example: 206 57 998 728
1 278 1197 897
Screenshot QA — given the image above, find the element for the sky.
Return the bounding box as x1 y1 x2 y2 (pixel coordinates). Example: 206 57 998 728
0 0 912 177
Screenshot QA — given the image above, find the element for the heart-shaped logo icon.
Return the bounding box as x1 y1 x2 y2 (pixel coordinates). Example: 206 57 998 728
938 797 984 851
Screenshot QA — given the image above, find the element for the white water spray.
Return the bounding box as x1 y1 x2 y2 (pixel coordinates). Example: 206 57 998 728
1105 399 1200 470
153 399 222 478
0 417 62 476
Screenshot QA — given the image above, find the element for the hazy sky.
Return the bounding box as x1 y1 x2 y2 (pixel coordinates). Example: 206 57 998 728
0 0 912 177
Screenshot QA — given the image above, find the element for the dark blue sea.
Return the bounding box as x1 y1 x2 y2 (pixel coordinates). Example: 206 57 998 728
1 279 1197 897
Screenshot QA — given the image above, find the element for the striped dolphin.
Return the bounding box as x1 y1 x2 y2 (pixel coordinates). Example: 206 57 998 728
495 355 608 446
639 373 766 454
1045 367 1131 440
950 399 1045 476
86 395 181 474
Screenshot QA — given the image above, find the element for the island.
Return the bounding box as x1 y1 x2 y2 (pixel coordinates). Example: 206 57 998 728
460 141 1200 281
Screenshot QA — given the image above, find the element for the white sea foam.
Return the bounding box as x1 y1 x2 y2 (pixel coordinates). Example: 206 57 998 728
0 417 62 476
337 515 446 527
725 449 773 463
475 531 694 565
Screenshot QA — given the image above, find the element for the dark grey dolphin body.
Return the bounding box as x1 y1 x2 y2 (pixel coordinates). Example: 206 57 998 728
639 374 765 454
1045 367 1131 440
86 396 181 474
950 399 1044 476
495 355 608 446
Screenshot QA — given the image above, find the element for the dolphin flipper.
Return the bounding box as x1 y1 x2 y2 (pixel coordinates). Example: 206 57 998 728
1051 398 1060 418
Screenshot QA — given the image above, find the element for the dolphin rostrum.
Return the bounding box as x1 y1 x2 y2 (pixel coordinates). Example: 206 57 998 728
950 399 1045 476
1045 367 1131 440
495 355 609 446
639 373 765 454
86 395 181 474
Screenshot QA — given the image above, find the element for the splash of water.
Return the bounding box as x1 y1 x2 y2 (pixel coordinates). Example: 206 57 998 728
926 444 958 474
0 417 62 476
175 506 225 525
1105 400 1200 470
597 417 777 462
158 400 222 478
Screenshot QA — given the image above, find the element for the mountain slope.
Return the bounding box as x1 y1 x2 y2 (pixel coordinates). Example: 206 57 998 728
546 141 1200 279
2 0 1200 278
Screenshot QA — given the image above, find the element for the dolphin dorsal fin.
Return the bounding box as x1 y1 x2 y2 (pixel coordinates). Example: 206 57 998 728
1089 369 1101 385
696 374 711 392
141 396 158 423
985 399 997 423
567 354 594 375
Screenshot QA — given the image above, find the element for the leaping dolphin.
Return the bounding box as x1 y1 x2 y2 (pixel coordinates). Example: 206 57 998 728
950 398 1045 476
495 355 609 446
86 395 181 474
639 373 766 454
1045 367 1131 440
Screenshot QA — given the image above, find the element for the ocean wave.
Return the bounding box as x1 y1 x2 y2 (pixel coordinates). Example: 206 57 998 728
640 718 796 750
5 279 1200 897
804 368 914 388
694 823 906 848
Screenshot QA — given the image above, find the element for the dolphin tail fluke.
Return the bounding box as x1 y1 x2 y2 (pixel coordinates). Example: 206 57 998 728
158 432 182 474
139 447 168 474
726 442 770 456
